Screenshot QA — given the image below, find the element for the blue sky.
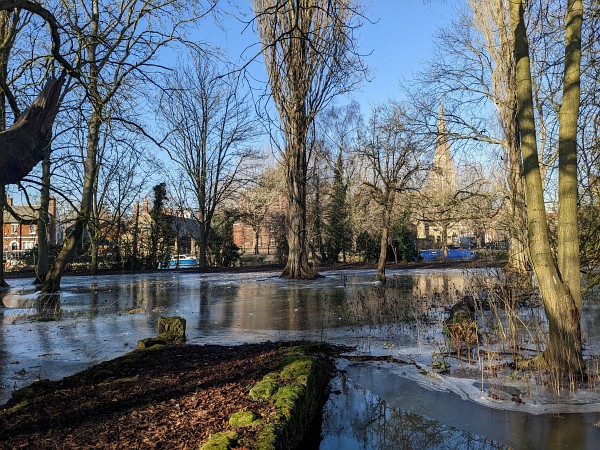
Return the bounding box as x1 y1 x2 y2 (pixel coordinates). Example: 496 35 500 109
200 0 464 112
352 1 462 108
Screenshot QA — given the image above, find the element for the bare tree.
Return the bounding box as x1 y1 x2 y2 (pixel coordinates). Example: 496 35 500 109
41 0 215 292
357 101 425 281
88 127 154 273
157 56 257 269
252 0 366 278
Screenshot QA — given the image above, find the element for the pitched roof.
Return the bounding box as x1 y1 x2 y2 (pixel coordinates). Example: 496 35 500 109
3 205 37 223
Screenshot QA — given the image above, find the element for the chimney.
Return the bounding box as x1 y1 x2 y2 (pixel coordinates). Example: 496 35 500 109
133 201 139 216
48 197 57 246
143 197 148 213
49 197 56 217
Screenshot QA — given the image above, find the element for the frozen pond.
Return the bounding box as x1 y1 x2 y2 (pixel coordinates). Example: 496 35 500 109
1 269 600 448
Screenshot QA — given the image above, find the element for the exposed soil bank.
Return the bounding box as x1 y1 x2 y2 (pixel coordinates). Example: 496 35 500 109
0 342 336 449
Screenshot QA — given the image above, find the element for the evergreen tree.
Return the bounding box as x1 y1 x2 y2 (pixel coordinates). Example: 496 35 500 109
149 183 173 268
325 151 351 262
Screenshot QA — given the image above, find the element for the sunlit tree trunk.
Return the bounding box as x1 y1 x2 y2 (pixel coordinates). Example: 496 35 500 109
557 0 583 311
510 0 583 379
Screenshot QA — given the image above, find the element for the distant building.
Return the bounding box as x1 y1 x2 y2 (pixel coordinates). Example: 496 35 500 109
233 192 286 255
130 198 201 257
415 103 505 250
2 196 57 253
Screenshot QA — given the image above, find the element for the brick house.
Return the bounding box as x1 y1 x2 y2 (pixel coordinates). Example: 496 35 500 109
2 196 57 254
233 192 287 255
129 198 201 258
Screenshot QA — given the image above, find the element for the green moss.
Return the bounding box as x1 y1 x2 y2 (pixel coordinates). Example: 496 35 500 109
256 423 280 450
228 411 258 428
249 379 279 401
200 431 238 450
273 385 305 420
2 399 30 415
10 379 57 404
136 337 168 349
279 356 316 381
263 372 280 381
98 375 139 387
158 316 186 342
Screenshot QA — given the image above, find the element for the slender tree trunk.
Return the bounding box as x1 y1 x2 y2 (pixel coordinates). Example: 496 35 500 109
510 0 583 378
42 0 102 292
90 236 98 274
557 0 583 312
376 215 389 281
376 193 393 281
34 147 51 284
132 204 139 268
441 223 449 258
0 185 7 288
198 224 207 269
254 227 260 255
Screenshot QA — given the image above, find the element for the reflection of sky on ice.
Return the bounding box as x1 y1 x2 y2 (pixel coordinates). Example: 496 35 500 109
2 269 600 447
321 374 506 450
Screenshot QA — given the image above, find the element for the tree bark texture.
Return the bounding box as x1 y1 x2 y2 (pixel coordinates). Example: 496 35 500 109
281 131 313 278
557 0 583 311
510 0 583 379
0 74 64 186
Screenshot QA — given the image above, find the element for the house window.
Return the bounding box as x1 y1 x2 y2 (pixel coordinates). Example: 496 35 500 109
30 224 37 235
23 241 34 250
10 242 18 250
11 224 18 235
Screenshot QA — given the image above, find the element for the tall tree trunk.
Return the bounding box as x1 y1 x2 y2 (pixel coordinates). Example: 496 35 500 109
557 0 583 312
254 227 260 255
34 147 51 284
510 0 583 379
198 224 207 269
505 95 530 274
0 185 7 288
376 195 392 281
132 203 139 268
0 10 12 288
281 135 313 279
441 223 449 258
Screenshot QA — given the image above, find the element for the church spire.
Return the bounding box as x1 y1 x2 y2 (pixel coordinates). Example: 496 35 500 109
429 100 457 192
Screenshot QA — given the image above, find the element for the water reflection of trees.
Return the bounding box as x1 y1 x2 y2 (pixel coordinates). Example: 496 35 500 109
232 283 347 331
321 376 506 450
